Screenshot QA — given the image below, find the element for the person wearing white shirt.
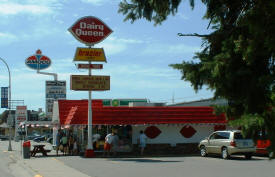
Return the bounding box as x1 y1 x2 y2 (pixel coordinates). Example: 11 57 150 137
103 132 114 156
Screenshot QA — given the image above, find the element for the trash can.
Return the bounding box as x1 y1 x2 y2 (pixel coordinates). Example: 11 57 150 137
23 140 31 159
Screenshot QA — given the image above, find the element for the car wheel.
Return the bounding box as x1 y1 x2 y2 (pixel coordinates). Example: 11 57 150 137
245 153 252 160
222 147 230 159
200 146 207 157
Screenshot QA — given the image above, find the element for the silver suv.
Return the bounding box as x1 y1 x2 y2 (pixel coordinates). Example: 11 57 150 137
198 130 256 159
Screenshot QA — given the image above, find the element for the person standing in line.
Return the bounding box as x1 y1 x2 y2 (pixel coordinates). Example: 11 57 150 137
139 130 147 155
73 139 78 155
56 129 61 156
111 132 119 156
61 133 68 155
68 135 74 155
103 132 114 157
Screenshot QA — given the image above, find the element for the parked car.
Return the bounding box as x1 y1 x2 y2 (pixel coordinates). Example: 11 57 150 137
47 137 53 144
0 135 9 141
27 133 41 140
198 130 256 159
255 130 271 156
33 135 46 142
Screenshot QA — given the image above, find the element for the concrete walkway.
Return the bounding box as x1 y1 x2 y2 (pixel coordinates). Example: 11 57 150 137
0 140 91 177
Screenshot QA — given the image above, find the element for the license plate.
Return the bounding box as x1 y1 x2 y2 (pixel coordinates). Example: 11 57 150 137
243 142 248 146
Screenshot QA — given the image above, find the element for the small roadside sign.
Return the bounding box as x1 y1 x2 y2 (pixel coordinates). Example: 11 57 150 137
77 64 103 69
74 47 106 62
70 75 110 91
1 87 8 108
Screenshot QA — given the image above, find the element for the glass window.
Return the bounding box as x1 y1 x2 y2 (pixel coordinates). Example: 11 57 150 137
209 133 217 140
234 132 244 139
217 132 230 139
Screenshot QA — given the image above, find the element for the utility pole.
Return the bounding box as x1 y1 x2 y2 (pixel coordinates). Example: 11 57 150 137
0 57 12 151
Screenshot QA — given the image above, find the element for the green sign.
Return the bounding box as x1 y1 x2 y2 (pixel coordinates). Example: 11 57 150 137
102 99 148 106
102 99 111 106
112 100 119 106
119 99 147 106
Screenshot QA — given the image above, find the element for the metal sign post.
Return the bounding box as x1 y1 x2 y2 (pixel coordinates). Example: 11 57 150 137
87 60 93 150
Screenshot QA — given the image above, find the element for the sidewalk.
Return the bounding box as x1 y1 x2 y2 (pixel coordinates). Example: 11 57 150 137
0 140 91 177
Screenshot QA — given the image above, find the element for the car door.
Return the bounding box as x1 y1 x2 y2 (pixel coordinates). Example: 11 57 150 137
207 133 218 153
213 132 230 153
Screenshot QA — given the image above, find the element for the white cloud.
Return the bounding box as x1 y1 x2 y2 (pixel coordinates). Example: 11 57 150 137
97 36 145 55
168 44 200 53
67 36 145 55
0 32 18 45
0 3 53 15
143 43 200 55
81 0 119 6
107 36 144 44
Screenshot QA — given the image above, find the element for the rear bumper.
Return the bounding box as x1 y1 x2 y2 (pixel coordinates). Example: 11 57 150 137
228 147 256 155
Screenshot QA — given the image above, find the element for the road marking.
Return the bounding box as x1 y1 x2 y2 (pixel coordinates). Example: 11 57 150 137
110 161 119 164
52 157 64 164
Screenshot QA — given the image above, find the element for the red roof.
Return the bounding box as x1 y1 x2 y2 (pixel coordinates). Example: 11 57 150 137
58 100 227 125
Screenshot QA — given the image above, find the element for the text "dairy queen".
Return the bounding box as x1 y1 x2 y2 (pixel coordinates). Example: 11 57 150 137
68 16 113 45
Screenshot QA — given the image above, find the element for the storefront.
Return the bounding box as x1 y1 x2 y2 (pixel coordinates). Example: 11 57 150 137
52 99 228 154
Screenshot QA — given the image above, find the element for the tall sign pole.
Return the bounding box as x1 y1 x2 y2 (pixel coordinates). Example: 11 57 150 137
25 49 66 147
87 59 92 150
69 16 112 157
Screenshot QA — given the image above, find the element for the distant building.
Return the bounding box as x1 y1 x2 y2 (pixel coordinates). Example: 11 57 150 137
168 98 228 107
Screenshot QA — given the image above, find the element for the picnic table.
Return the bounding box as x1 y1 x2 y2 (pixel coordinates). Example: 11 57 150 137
30 144 51 157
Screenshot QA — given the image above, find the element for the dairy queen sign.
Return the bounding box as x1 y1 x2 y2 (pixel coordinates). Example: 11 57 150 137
68 16 113 45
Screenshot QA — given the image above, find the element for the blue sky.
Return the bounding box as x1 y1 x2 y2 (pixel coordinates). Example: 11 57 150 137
0 0 214 113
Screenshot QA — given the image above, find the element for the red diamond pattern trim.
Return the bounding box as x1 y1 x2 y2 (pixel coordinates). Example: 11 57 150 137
144 126 161 139
180 125 197 138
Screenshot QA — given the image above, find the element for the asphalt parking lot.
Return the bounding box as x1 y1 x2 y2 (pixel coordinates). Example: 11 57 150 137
57 154 274 177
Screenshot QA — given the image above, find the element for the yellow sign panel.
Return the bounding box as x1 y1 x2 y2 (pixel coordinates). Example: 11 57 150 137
70 75 110 91
74 48 107 62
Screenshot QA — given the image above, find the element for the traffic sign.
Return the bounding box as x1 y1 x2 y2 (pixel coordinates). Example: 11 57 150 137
1 98 8 108
68 16 113 45
74 48 106 62
1 87 8 108
70 75 110 91
77 64 103 69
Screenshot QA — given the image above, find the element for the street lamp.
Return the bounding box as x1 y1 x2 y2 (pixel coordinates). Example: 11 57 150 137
0 57 12 151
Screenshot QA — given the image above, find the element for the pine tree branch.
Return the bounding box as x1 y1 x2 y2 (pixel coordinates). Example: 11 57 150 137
177 33 210 37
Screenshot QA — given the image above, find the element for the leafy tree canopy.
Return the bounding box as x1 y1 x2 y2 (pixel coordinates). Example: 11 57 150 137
119 0 275 157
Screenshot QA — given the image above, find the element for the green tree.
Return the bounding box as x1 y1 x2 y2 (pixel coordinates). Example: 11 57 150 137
119 0 275 156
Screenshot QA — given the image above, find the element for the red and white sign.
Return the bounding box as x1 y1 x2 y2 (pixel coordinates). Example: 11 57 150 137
77 64 103 69
16 106 27 122
15 106 27 135
68 16 113 45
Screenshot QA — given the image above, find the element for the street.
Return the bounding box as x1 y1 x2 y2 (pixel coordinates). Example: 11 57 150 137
58 155 274 177
0 140 274 177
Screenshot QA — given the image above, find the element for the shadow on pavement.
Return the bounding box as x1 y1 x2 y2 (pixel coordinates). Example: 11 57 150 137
107 158 183 163
204 155 268 161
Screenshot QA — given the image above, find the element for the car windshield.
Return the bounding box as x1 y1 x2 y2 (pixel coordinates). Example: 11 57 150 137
234 132 244 139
